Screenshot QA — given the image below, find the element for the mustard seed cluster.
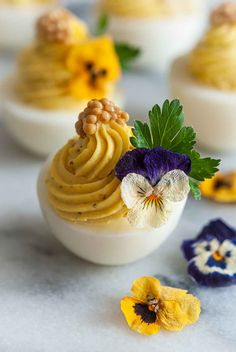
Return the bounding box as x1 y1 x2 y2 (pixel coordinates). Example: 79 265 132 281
211 2 236 26
75 98 130 137
37 9 73 44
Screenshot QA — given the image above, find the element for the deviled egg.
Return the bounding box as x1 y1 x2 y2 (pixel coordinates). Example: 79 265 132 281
37 98 219 265
170 2 236 152
100 0 205 72
2 8 124 156
0 0 55 50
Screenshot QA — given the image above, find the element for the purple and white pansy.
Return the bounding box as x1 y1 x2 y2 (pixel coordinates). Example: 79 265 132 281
115 147 191 228
182 219 236 287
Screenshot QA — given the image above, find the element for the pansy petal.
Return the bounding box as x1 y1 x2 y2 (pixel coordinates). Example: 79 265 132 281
115 149 148 181
160 286 187 301
156 170 190 202
127 197 173 228
144 147 191 185
159 301 189 331
200 171 236 203
220 240 236 256
197 219 236 242
161 286 201 324
120 173 153 209
187 260 236 287
159 290 201 331
120 297 160 336
181 239 197 261
131 277 161 302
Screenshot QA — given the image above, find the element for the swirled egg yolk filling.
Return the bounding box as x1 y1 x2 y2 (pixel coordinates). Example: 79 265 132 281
47 99 132 223
189 3 236 91
100 0 202 18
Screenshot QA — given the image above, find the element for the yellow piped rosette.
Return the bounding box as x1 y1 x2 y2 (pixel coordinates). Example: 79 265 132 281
101 0 201 18
189 3 236 91
16 44 77 109
47 99 132 223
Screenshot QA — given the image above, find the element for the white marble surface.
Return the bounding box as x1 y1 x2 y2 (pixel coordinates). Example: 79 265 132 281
1 54 236 352
1 4 236 350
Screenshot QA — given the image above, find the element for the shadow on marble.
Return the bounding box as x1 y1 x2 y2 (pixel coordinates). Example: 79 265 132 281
0 215 101 294
0 122 44 164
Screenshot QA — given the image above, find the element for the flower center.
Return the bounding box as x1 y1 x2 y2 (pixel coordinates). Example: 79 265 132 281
143 193 163 211
147 194 161 202
212 250 224 261
133 303 157 324
146 294 160 313
213 178 232 190
85 61 108 85
148 298 160 313
133 296 159 323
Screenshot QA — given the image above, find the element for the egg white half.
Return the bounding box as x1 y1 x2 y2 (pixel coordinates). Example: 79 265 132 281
170 56 236 153
2 80 124 156
37 156 187 265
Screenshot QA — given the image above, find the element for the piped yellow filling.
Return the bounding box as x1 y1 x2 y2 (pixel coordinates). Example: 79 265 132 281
189 24 236 91
47 121 132 223
101 0 200 18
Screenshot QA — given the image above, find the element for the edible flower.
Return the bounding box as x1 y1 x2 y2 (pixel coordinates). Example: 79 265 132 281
116 147 191 228
114 99 220 229
182 219 236 287
200 171 236 203
120 276 201 336
66 36 121 100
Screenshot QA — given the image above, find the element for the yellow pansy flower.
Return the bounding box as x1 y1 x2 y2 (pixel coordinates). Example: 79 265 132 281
200 171 236 203
66 36 121 100
120 276 201 336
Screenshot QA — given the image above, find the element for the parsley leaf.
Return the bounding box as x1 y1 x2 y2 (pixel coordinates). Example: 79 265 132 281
130 99 221 193
170 126 196 155
149 100 184 149
95 13 109 36
148 99 196 154
189 151 220 181
114 43 140 71
189 179 202 200
131 121 152 148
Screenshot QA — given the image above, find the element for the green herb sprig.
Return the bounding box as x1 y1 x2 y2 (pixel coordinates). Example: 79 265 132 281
95 13 140 71
130 99 221 199
95 13 109 36
114 43 140 71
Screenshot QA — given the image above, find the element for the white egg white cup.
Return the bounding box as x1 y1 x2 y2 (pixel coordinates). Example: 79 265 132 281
107 14 204 72
0 4 54 50
2 81 124 156
170 56 236 153
37 157 187 266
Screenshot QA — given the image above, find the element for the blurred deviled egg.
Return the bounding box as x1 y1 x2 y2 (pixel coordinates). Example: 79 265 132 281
170 2 236 152
99 0 205 72
2 8 128 156
0 0 56 50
